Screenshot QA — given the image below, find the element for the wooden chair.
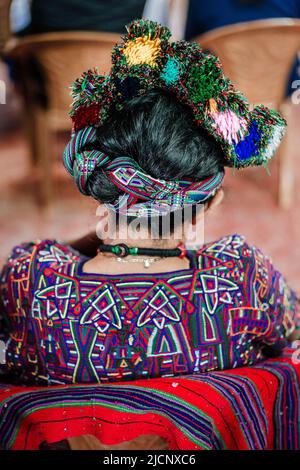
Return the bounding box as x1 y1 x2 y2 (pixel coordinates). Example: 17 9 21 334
4 31 120 205
194 18 300 208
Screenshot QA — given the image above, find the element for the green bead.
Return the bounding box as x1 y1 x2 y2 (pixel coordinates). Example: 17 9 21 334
129 247 138 255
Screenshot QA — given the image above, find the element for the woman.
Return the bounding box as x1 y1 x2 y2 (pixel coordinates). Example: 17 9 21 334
0 19 299 386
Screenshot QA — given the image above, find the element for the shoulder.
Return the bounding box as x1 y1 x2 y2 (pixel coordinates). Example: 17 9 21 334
1 240 81 285
0 240 82 319
198 233 275 274
32 240 82 267
200 234 249 260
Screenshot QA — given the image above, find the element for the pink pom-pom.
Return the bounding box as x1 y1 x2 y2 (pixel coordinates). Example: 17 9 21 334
209 109 248 144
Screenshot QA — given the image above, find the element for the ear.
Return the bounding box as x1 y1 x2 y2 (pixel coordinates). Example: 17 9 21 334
95 204 111 240
204 188 224 213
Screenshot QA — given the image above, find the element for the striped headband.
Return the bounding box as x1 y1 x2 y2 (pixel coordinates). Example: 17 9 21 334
63 126 224 216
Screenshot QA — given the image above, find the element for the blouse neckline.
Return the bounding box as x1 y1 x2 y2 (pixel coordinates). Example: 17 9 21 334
76 247 200 279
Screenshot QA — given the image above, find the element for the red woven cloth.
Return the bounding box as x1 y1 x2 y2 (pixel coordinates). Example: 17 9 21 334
0 350 299 450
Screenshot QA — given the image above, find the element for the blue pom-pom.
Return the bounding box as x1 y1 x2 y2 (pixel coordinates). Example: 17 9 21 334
161 58 180 85
234 121 262 161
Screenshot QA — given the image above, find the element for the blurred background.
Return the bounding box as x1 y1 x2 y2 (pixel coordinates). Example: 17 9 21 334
0 0 300 289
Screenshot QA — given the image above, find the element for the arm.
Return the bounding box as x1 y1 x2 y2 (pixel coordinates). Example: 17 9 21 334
252 245 300 349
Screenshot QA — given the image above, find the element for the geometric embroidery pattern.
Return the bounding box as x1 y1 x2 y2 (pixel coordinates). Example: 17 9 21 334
0 235 298 385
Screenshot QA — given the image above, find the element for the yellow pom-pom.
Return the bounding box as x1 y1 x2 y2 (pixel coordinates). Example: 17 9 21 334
123 36 161 67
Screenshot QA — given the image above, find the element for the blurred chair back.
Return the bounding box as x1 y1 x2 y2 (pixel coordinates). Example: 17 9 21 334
0 0 12 53
4 31 120 204
195 19 300 208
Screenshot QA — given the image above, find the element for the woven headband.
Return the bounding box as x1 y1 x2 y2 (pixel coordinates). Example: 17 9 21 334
63 126 224 216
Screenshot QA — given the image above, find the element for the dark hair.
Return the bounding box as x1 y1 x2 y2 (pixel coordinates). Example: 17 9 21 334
87 90 224 199
86 90 225 235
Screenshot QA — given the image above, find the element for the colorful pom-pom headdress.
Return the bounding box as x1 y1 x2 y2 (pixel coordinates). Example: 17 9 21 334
63 19 286 215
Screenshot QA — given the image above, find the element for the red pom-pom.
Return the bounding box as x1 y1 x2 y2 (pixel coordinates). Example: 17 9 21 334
72 103 102 131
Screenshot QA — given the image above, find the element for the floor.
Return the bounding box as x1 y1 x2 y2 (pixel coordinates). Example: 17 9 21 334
0 105 299 290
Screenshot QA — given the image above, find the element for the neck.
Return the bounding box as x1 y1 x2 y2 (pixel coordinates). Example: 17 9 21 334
102 236 182 250
82 233 190 275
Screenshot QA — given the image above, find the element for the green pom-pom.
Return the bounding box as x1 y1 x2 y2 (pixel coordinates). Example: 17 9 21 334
70 69 115 129
188 56 226 104
70 69 107 115
251 105 287 128
249 105 287 164
124 19 171 42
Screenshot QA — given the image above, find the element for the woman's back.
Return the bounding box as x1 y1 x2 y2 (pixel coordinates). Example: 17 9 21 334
0 19 299 386
1 234 296 385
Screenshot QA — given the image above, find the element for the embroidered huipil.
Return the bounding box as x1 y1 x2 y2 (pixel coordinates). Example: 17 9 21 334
0 234 299 385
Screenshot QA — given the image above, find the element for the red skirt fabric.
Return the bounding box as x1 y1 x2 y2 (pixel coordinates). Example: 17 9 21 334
0 349 299 450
